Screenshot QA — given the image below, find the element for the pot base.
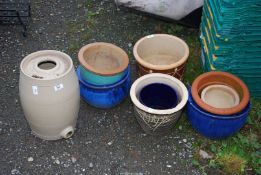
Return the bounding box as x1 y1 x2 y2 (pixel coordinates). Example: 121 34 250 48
31 124 76 140
134 106 181 135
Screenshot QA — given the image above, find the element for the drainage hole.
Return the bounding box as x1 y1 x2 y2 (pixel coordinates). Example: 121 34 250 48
38 60 56 70
66 131 74 138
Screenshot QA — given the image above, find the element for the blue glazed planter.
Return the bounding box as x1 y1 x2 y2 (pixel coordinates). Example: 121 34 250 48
79 65 128 86
187 89 251 139
77 66 131 109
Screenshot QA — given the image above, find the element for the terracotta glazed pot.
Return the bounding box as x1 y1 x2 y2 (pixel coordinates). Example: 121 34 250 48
78 42 129 86
19 50 80 140
133 34 189 80
191 71 250 115
130 73 188 135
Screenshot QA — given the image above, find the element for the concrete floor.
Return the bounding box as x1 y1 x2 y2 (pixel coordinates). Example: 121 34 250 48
0 0 200 174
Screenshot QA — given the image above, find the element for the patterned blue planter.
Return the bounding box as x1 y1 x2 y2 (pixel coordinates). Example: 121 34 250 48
77 66 131 109
187 89 251 139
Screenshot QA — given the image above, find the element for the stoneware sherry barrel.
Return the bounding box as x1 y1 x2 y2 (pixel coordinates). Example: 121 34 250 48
19 50 80 140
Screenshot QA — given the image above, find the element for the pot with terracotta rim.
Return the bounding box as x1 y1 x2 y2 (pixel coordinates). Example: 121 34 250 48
133 34 189 80
187 89 251 139
78 42 129 86
191 71 250 115
19 50 80 140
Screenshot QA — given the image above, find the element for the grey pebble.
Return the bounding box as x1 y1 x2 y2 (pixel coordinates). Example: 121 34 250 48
55 159 60 164
11 169 20 174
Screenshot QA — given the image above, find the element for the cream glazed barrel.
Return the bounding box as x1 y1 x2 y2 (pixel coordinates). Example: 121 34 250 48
19 50 80 140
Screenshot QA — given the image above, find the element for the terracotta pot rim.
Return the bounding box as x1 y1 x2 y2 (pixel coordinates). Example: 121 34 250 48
20 50 73 81
133 34 189 70
130 73 188 115
189 89 252 119
191 71 250 115
78 42 129 76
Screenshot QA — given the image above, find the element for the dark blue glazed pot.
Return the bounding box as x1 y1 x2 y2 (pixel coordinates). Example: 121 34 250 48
187 89 251 139
77 66 131 109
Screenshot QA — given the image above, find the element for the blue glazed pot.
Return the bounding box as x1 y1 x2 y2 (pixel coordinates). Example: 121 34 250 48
187 89 251 139
79 65 128 86
77 66 131 109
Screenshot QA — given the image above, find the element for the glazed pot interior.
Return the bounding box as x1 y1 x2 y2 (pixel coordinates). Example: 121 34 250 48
201 84 240 109
136 35 187 66
196 76 244 101
134 77 183 110
82 44 127 74
139 83 179 110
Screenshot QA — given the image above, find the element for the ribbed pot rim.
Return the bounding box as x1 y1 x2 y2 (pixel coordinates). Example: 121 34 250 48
20 50 73 81
77 65 130 90
133 34 189 70
188 90 251 120
191 71 250 115
130 73 188 115
78 42 129 76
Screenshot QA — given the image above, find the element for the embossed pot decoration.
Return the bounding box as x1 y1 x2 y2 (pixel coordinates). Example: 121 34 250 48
19 50 80 140
191 71 250 115
78 42 129 86
133 34 189 80
130 73 188 135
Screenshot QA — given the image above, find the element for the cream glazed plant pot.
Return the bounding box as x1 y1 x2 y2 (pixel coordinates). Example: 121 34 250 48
19 50 80 140
130 73 188 135
133 34 189 80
